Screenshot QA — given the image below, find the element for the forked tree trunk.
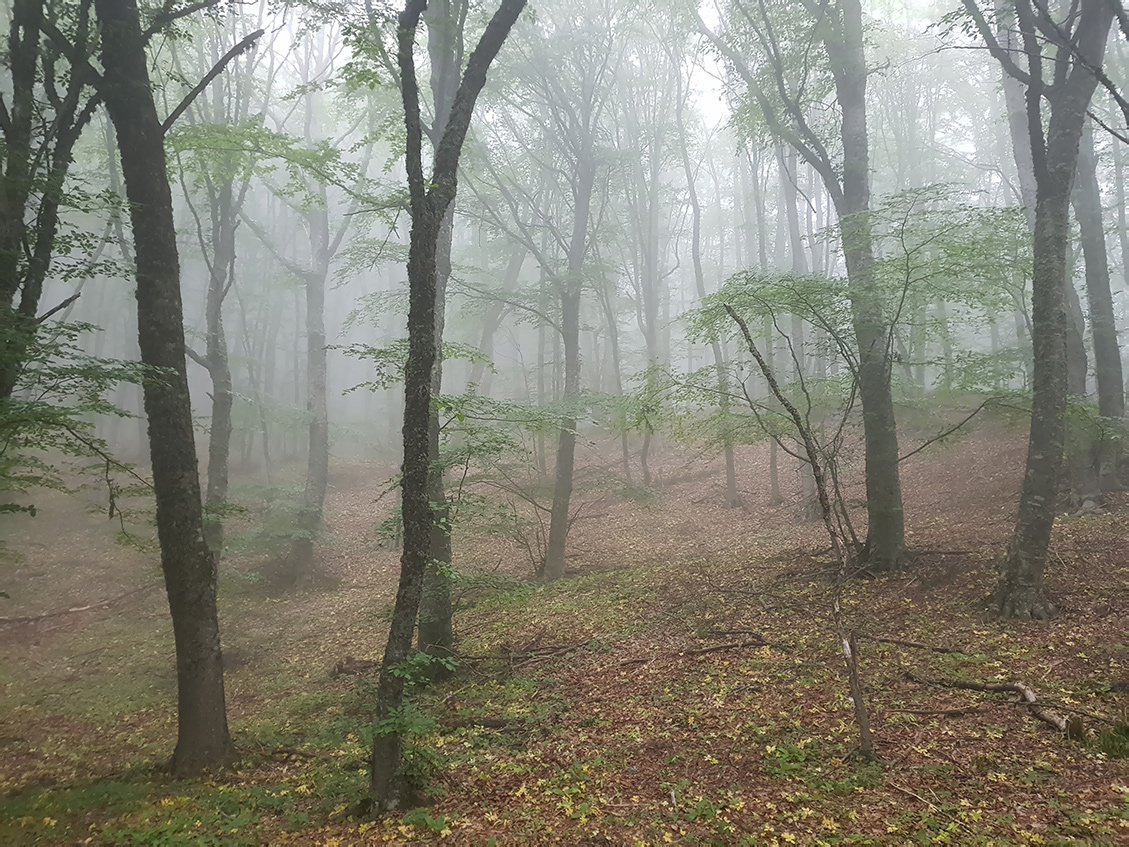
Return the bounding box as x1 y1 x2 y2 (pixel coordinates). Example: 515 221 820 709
369 0 525 809
96 0 234 774
986 0 1113 618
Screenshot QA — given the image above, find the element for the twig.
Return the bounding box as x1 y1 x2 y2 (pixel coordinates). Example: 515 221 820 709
0 584 156 625
890 783 936 809
898 397 997 462
864 635 968 655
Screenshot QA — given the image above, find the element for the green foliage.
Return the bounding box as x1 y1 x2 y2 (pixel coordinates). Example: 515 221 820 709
167 119 381 214
1094 723 1129 759
387 652 459 685
220 480 312 558
1064 400 1126 458
341 339 492 392
0 319 150 521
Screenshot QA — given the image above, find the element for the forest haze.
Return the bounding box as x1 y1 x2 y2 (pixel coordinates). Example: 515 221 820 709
3 0 1129 842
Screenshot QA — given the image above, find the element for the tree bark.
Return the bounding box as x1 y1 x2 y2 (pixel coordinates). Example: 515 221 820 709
201 186 237 554
1073 121 1124 422
986 0 1113 618
95 0 234 773
835 0 904 570
370 0 526 810
417 0 466 657
544 155 595 581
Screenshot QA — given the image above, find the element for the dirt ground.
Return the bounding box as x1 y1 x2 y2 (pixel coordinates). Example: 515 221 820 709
2 418 1129 845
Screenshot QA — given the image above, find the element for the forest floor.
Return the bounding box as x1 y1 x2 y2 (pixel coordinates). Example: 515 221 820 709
2 417 1129 845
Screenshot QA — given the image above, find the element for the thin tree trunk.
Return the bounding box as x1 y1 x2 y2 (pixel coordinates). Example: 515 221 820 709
1073 120 1124 420
288 260 329 583
675 72 739 506
544 157 595 581
202 190 236 554
369 0 525 808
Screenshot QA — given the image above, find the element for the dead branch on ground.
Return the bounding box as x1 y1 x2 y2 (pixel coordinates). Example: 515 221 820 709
0 584 157 626
863 634 968 655
904 671 1077 736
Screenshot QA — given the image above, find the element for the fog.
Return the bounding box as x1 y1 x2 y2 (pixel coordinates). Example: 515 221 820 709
5 0 1129 836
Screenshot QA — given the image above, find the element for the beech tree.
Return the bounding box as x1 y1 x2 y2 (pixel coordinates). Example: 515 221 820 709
369 0 526 810
95 0 262 773
700 0 906 570
961 0 1114 618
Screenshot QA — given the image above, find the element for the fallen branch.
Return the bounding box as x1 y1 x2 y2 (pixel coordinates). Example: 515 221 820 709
619 639 775 666
904 671 1072 734
0 585 156 625
865 635 968 655
887 706 984 717
331 656 380 677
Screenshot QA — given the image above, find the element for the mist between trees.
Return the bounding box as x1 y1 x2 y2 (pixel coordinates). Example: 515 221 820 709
4 0 1129 834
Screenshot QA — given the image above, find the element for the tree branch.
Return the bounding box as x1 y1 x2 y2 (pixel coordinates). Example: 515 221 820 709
161 29 265 134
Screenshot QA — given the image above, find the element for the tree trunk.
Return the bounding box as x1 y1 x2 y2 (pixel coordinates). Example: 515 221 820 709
836 0 904 570
369 0 525 809
544 155 595 581
96 0 233 774
418 202 455 661
288 261 330 584
202 189 236 554
992 0 1112 619
1072 120 1124 492
675 77 739 507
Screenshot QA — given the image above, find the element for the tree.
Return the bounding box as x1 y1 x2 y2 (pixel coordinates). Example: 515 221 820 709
468 0 623 579
961 0 1115 618
671 46 741 508
700 0 906 570
95 0 261 772
171 19 270 554
369 0 526 810
1 0 101 400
